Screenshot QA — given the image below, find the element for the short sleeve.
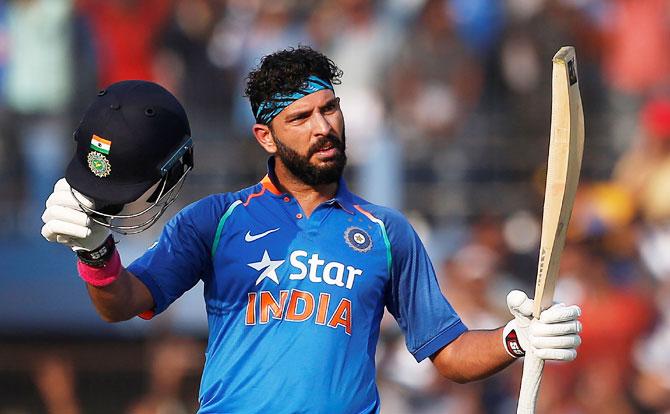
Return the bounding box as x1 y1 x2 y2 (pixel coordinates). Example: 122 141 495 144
127 195 224 317
383 212 467 361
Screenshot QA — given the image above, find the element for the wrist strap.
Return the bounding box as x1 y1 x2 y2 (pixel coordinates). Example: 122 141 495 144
77 249 121 287
76 234 116 267
503 320 526 358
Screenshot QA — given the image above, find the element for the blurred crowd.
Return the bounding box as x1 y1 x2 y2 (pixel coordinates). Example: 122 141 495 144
1 0 670 413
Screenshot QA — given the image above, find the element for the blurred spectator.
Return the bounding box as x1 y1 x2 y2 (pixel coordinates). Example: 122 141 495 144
0 1 15 237
633 274 670 413
498 1 592 134
384 0 483 214
599 0 670 152
387 0 482 143
601 0 670 98
32 356 81 414
624 98 670 414
1 0 74 237
543 240 655 413
209 0 311 135
441 243 506 327
613 98 670 287
447 0 503 58
77 0 172 88
614 97 670 224
304 0 339 50
569 183 636 242
126 336 203 414
157 0 231 123
0 2 7 95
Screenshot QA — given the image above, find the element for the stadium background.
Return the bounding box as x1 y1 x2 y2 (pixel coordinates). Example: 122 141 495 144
0 0 669 412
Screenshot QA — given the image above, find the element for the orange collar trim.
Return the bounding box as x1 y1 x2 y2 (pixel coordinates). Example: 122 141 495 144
260 175 283 195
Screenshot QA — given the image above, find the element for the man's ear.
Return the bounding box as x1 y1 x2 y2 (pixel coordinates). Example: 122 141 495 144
252 124 277 154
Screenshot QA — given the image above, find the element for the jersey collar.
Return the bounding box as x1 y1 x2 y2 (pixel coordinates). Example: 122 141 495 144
261 156 355 215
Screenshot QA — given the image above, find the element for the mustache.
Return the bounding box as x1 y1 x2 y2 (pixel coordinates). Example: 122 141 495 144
307 134 344 157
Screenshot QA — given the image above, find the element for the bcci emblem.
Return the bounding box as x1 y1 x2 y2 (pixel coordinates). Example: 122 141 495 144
87 151 111 178
344 227 372 253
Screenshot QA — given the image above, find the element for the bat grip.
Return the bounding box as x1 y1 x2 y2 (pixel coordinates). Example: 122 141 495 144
517 346 545 413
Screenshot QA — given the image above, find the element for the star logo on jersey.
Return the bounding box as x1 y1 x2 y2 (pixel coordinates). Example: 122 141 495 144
247 250 285 285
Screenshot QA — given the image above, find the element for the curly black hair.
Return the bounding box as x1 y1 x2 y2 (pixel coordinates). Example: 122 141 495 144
245 46 343 123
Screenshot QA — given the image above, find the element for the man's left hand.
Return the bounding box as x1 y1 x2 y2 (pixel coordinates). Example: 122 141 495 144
503 290 582 361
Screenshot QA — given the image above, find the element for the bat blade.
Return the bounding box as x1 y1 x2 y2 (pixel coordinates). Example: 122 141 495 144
532 46 585 316
517 46 585 414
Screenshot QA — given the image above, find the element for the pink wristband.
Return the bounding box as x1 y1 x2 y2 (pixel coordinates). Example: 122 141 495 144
77 249 122 287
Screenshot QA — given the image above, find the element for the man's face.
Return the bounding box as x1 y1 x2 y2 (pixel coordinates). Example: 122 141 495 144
269 89 347 186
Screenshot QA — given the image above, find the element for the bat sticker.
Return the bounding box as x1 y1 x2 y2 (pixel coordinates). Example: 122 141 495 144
568 60 578 85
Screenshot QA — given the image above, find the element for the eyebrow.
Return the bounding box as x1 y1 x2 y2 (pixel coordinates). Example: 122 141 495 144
285 98 339 120
321 98 338 109
285 108 311 120
323 97 338 105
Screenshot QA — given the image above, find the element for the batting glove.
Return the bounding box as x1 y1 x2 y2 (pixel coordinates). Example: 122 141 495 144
41 178 111 252
503 290 582 361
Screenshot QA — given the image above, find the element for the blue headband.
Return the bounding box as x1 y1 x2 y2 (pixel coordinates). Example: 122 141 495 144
254 75 334 125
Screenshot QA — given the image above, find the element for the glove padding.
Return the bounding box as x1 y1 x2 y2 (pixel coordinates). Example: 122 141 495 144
504 290 582 361
41 178 110 252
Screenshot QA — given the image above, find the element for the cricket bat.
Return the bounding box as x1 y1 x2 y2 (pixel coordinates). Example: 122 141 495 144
516 46 585 414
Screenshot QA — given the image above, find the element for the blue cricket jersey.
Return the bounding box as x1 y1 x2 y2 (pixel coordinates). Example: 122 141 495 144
128 158 467 413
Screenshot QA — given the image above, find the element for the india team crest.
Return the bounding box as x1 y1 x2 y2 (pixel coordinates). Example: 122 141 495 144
344 227 372 253
87 151 111 177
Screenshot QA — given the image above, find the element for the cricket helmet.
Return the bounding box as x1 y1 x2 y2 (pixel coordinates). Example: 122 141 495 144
65 80 194 234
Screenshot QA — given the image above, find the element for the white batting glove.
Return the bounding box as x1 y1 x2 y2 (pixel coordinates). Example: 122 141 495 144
503 290 582 361
41 178 110 252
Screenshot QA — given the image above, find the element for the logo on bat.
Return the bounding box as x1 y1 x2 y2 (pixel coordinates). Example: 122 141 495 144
568 59 578 85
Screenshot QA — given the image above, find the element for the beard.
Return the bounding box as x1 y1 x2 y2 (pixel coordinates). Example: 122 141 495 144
272 129 347 186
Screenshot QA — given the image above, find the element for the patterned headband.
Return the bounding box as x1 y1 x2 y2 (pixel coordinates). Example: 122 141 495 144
254 75 334 125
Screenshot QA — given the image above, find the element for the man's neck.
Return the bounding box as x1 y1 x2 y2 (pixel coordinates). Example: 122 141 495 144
272 158 338 218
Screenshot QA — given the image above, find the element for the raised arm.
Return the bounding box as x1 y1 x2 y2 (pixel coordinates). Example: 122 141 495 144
41 178 154 322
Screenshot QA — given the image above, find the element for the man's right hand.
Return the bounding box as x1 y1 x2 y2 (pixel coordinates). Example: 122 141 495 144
41 178 110 252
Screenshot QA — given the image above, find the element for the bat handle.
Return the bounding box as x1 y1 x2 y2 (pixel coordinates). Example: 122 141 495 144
517 348 545 413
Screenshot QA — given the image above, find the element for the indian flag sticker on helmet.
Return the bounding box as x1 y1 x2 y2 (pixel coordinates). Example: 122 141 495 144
90 134 111 155
87 151 111 177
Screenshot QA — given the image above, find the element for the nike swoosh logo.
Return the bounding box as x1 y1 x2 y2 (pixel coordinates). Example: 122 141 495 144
245 228 280 242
